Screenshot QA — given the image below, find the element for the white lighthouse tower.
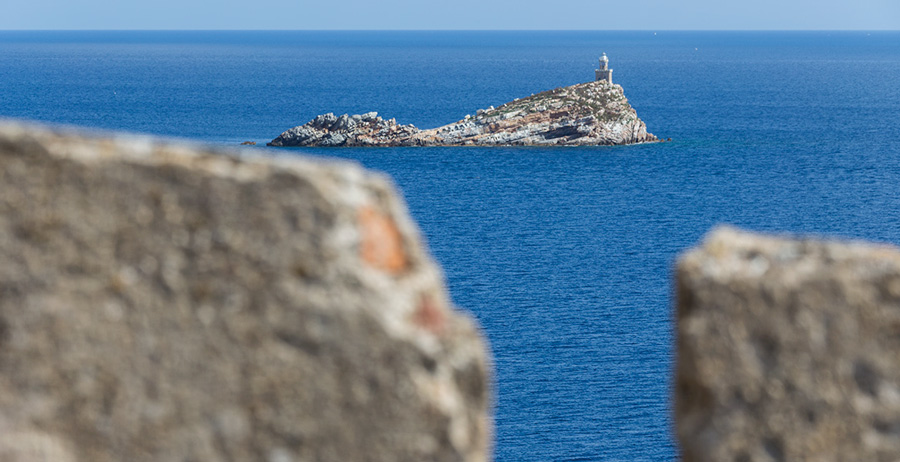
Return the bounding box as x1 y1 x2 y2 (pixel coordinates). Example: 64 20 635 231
595 53 613 84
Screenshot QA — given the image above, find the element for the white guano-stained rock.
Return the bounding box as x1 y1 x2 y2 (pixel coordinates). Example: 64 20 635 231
268 80 657 147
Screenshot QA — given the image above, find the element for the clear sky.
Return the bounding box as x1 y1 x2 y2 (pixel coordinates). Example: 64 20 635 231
1 0 898 30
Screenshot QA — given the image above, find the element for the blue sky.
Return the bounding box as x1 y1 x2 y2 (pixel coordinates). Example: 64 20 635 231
2 0 898 30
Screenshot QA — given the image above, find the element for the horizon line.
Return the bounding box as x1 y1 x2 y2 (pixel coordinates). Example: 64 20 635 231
1 28 898 32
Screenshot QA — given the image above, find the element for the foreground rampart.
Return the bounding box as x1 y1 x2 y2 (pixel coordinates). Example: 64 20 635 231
677 227 900 461
0 122 490 462
2 121 898 461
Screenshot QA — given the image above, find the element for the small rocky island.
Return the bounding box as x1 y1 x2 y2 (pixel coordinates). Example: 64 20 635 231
269 54 658 147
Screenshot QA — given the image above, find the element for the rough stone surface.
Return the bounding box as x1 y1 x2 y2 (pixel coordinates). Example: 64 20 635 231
268 80 657 147
677 227 900 462
0 121 491 462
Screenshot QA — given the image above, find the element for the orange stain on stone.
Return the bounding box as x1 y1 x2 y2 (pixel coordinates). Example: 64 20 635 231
358 205 408 275
412 295 446 335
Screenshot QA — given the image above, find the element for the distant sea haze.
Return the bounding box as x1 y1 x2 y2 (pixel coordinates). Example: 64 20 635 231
2 30 898 461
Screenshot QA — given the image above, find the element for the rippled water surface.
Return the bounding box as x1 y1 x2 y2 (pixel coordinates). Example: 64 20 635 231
2 31 900 461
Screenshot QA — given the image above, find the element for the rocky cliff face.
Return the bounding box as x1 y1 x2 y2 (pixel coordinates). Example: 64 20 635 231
0 121 491 462
269 80 657 147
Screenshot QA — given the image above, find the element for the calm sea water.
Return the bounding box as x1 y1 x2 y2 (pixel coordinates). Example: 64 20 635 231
3 31 900 461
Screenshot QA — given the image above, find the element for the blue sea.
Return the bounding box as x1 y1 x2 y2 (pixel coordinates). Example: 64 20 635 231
3 30 900 461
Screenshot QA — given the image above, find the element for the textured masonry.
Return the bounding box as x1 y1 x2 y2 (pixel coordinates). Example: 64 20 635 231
677 227 900 462
0 122 491 462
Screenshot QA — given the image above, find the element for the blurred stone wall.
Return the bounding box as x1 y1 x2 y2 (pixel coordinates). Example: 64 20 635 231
0 122 491 462
677 227 900 462
11 119 894 462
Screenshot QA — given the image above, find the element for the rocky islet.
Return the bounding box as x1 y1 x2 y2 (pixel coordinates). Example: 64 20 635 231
268 79 658 147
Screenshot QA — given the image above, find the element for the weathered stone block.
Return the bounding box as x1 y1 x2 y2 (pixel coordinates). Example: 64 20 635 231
0 122 491 462
677 227 900 462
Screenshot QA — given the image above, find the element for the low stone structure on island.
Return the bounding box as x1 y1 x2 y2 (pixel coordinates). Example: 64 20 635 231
0 121 492 462
269 55 657 147
677 227 900 462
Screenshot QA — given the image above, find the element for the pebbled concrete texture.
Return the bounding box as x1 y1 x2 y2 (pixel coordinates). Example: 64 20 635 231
676 227 900 462
0 121 491 462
